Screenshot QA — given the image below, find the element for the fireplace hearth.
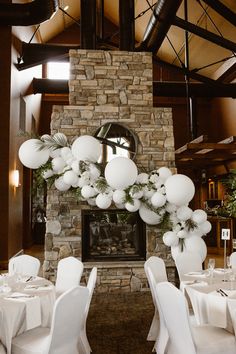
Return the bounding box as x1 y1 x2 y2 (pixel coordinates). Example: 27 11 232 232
82 210 146 262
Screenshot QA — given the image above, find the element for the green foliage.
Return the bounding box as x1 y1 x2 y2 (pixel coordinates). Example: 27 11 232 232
94 177 109 193
185 219 197 231
221 169 236 218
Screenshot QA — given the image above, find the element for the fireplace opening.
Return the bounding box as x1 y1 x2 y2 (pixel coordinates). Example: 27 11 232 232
82 209 146 262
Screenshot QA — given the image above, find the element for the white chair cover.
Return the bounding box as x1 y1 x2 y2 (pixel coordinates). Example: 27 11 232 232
0 310 6 354
55 256 84 296
175 252 202 285
8 255 40 276
230 252 236 269
78 267 97 354
144 256 168 350
155 282 236 354
12 286 89 354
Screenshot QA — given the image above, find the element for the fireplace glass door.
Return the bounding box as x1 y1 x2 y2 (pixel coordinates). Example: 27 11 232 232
82 210 146 262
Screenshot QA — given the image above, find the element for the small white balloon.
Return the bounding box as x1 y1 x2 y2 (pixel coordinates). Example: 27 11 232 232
71 135 101 162
192 209 208 224
71 160 81 174
139 204 161 225
113 190 126 204
115 203 126 209
87 198 96 206
50 148 61 158
105 157 138 190
163 231 179 247
177 229 188 239
198 220 212 235
63 170 79 186
42 169 54 179
125 199 141 212
176 206 193 221
143 187 155 200
165 174 195 206
157 167 172 181
54 177 71 191
129 186 143 199
60 147 73 161
89 163 101 182
136 173 149 184
96 194 112 209
151 192 166 208
81 185 97 199
18 139 50 169
52 157 66 173
165 203 177 213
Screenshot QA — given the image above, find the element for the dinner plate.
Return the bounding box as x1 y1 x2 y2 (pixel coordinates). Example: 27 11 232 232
185 271 206 277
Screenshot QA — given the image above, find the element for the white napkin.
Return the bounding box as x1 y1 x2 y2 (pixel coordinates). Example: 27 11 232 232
6 293 41 330
207 291 227 328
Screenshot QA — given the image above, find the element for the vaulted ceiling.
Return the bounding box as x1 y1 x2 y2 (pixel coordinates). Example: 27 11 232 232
36 0 236 80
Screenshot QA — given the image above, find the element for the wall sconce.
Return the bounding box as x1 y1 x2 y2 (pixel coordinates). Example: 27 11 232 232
12 170 20 188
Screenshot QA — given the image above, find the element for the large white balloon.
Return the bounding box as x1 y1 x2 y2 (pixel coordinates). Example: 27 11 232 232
71 135 101 162
184 236 207 262
139 204 161 225
18 139 49 169
105 157 138 190
165 174 195 206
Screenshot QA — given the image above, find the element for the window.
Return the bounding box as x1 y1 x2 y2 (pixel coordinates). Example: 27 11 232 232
47 62 70 80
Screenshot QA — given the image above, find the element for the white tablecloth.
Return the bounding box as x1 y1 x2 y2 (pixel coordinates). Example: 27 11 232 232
185 282 236 334
0 276 55 353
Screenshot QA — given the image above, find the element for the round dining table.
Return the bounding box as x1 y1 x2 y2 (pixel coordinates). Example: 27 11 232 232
0 274 56 354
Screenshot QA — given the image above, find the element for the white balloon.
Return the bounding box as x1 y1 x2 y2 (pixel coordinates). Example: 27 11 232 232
105 157 138 190
176 206 193 221
89 164 101 182
113 190 126 204
184 236 207 262
63 170 78 185
151 192 166 208
139 204 161 225
71 135 101 162
198 220 212 235
192 209 208 224
81 185 97 199
42 169 54 179
71 160 81 174
165 203 177 213
157 167 172 181
125 199 141 212
87 198 96 206
96 194 112 209
163 231 179 247
177 229 188 239
50 148 61 158
136 173 149 184
60 147 72 161
165 174 195 206
53 132 67 145
115 203 126 209
129 186 143 199
52 157 66 173
54 177 71 191
18 139 49 169
143 187 155 200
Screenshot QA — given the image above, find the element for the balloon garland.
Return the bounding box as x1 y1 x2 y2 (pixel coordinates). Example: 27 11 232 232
18 133 211 261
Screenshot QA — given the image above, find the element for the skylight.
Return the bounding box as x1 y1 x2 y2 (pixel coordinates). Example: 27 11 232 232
47 62 70 80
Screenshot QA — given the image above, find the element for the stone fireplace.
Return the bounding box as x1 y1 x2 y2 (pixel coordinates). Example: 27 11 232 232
43 49 176 292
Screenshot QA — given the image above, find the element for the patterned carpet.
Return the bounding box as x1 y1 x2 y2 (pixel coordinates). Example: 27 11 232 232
87 291 155 354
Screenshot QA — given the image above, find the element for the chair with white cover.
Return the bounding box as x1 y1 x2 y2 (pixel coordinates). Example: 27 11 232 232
155 281 236 354
0 310 6 354
8 255 40 277
229 252 236 269
144 256 168 351
55 256 84 296
175 251 203 289
11 285 89 354
78 267 97 354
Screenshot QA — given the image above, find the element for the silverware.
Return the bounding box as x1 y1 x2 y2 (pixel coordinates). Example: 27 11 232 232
219 289 228 297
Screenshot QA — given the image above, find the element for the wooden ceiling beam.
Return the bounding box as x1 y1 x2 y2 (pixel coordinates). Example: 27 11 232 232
200 0 236 27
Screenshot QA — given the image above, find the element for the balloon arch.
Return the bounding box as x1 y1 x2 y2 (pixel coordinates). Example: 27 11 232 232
18 133 212 262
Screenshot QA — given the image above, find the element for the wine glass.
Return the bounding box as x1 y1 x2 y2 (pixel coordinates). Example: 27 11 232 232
208 258 215 284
